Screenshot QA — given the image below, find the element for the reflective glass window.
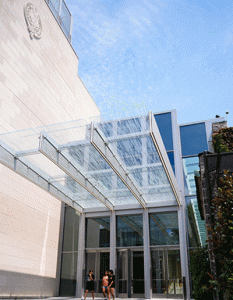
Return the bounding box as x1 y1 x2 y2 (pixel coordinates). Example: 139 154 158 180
63 206 80 252
186 196 206 247
167 250 183 295
180 123 208 157
183 156 199 196
86 217 110 248
149 212 179 245
117 215 143 247
60 252 78 296
154 113 173 151
167 151 175 175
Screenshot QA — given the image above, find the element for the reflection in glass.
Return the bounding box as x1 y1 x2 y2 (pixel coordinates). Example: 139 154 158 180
183 156 199 196
154 113 173 151
167 151 175 175
117 118 141 135
117 138 142 166
180 123 208 157
86 217 110 248
117 215 143 247
85 252 110 293
63 206 80 252
167 250 182 295
60 252 78 296
99 122 113 137
186 196 206 247
117 250 128 294
151 250 182 295
147 137 160 164
151 250 166 294
149 212 179 245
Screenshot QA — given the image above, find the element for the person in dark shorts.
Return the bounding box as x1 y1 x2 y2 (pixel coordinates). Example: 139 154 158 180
108 269 115 300
84 270 95 300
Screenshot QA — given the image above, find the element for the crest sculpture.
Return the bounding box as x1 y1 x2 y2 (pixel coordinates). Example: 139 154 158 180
24 2 42 39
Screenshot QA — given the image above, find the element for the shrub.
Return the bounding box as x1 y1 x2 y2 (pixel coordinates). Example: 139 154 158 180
212 127 233 153
189 246 213 300
208 171 233 299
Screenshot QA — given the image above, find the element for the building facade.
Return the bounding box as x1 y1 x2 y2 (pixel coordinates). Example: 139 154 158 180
0 1 226 299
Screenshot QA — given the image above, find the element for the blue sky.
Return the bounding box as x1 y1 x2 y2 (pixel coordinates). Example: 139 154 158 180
65 0 233 126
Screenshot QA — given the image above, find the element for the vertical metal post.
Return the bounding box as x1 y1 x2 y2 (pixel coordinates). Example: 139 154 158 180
171 110 190 299
110 211 116 273
55 202 66 296
128 249 132 298
183 276 187 300
76 213 85 298
143 209 152 299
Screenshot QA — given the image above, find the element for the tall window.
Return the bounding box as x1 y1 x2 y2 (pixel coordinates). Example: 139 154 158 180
117 215 143 247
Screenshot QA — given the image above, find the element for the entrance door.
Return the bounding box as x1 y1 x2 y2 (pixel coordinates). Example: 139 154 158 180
86 251 110 296
117 249 144 298
132 251 144 296
151 249 183 297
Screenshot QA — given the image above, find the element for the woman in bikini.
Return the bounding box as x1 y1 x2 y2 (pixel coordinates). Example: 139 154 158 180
102 270 109 299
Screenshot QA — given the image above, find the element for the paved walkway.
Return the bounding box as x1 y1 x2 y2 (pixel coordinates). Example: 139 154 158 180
1 297 183 300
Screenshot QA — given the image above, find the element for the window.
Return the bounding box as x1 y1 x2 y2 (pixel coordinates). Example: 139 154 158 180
117 215 143 247
149 212 179 245
180 123 208 157
154 113 173 151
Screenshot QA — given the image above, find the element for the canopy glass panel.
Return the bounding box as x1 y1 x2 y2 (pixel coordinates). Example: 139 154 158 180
0 114 179 212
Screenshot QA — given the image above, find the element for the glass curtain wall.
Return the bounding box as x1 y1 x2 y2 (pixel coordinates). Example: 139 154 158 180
180 123 208 247
60 206 80 296
85 217 110 295
180 123 209 298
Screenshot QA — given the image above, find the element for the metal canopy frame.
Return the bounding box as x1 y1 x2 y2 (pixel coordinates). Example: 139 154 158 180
0 144 83 212
0 112 181 213
149 111 181 206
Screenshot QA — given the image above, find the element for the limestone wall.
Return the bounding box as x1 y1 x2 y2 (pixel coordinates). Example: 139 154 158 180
0 0 100 296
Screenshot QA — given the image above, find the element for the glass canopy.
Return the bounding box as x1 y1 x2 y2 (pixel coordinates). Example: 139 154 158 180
0 113 181 212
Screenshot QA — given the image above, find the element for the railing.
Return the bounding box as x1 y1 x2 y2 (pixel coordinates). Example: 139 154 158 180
44 0 72 42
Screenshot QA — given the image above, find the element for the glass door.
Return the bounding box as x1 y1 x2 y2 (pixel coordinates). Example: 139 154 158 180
85 250 110 297
117 249 144 298
151 250 166 294
151 248 183 297
132 250 144 296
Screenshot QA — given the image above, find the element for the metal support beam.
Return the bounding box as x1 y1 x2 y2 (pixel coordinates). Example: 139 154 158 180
0 144 82 213
39 134 114 211
90 123 147 209
149 111 181 206
143 209 152 299
110 211 116 274
76 213 85 298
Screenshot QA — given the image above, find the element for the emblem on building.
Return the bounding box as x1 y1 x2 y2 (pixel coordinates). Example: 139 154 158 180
24 2 42 39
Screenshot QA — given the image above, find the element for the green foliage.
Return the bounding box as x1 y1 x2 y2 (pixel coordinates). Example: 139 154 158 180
189 246 213 300
208 171 233 299
212 127 233 153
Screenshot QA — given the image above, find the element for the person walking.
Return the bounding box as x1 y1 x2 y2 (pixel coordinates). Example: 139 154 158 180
108 269 115 300
84 270 95 300
102 270 109 299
